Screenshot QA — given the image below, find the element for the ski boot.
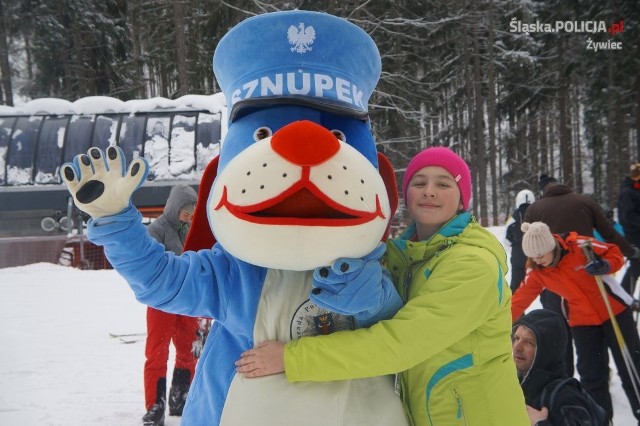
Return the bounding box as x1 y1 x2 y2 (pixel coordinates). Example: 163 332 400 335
143 378 166 425
142 401 165 426
168 368 191 416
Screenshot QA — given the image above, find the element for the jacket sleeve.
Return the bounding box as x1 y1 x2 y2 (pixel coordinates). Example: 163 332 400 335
284 245 507 381
146 221 164 246
511 270 544 321
505 218 515 247
618 187 640 236
590 239 625 274
86 204 262 321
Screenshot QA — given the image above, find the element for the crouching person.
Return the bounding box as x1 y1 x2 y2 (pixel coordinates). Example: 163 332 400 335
513 309 608 425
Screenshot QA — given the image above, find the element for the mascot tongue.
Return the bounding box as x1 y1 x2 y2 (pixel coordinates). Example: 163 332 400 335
255 189 355 219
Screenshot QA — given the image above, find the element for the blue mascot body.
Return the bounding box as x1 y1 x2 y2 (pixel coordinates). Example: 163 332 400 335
61 10 408 425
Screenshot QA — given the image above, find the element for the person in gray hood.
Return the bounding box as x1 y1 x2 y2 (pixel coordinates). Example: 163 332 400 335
143 184 200 426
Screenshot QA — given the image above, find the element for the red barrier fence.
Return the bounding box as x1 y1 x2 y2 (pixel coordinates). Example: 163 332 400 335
0 234 111 270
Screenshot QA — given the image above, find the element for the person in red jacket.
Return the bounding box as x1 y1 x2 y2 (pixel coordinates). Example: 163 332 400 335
511 221 640 423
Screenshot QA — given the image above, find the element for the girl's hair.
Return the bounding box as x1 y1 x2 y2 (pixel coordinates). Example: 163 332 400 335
525 241 561 270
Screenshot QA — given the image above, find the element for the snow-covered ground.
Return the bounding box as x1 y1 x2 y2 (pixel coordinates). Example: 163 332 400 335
0 226 636 425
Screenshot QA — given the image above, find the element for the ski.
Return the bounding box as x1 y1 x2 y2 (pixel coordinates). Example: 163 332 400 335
115 336 145 344
109 332 146 338
109 332 146 344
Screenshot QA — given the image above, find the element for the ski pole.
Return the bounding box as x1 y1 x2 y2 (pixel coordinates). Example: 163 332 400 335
628 260 638 324
581 240 640 406
631 261 639 322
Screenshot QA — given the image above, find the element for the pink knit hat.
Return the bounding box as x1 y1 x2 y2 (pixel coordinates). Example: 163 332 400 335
402 147 472 210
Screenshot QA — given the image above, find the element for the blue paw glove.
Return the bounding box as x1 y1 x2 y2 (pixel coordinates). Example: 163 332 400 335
311 244 403 328
60 146 149 218
585 257 610 276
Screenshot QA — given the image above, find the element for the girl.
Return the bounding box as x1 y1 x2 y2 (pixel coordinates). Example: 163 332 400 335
236 147 529 425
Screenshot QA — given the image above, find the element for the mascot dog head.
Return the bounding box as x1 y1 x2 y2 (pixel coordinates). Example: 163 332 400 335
186 11 397 271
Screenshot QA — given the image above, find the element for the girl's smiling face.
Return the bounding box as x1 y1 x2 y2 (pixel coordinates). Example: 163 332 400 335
406 166 462 240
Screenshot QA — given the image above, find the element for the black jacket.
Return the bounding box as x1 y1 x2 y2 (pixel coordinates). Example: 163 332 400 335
515 309 568 409
506 203 529 270
618 177 640 245
515 309 605 425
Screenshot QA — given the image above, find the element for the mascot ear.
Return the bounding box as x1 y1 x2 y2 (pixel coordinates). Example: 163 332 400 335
184 156 219 251
377 152 398 241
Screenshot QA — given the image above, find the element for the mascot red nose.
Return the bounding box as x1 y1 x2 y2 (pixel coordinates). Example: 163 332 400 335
61 10 407 426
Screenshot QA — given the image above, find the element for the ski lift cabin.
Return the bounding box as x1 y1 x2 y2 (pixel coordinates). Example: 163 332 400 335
0 94 225 268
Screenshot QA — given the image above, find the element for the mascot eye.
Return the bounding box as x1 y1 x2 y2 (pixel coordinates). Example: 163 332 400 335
253 127 273 141
331 129 346 143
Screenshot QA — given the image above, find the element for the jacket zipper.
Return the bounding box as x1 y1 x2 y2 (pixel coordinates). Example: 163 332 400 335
453 388 467 425
391 240 453 302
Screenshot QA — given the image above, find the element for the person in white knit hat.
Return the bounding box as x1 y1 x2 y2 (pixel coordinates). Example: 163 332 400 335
521 222 556 261
512 221 640 423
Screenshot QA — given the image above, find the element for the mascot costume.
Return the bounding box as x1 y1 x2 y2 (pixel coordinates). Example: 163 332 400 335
61 10 408 426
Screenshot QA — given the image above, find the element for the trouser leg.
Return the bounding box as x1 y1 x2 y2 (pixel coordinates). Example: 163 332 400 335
172 315 199 375
510 267 525 293
144 307 174 410
605 310 640 420
168 315 199 416
572 324 613 421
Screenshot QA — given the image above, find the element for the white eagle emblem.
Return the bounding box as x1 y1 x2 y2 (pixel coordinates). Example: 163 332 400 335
287 22 316 53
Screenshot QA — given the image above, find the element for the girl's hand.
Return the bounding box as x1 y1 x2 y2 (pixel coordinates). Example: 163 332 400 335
235 341 286 378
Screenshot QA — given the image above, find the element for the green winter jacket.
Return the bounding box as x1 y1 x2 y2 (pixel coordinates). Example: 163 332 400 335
284 212 529 425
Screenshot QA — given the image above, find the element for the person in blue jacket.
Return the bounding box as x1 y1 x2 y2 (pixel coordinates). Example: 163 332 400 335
59 10 409 426
618 163 640 296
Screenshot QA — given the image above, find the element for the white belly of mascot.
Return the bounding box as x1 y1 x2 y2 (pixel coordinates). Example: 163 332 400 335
220 270 402 425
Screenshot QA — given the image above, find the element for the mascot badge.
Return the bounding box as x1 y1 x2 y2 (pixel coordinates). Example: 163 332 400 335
61 10 408 426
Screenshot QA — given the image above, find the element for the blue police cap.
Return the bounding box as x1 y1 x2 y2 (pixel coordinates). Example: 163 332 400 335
213 10 381 122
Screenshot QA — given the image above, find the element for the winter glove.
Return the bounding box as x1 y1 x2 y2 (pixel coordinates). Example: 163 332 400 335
311 243 403 328
584 257 611 276
60 146 148 218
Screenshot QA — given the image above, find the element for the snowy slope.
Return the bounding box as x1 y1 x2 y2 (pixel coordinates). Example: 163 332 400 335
0 265 181 425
